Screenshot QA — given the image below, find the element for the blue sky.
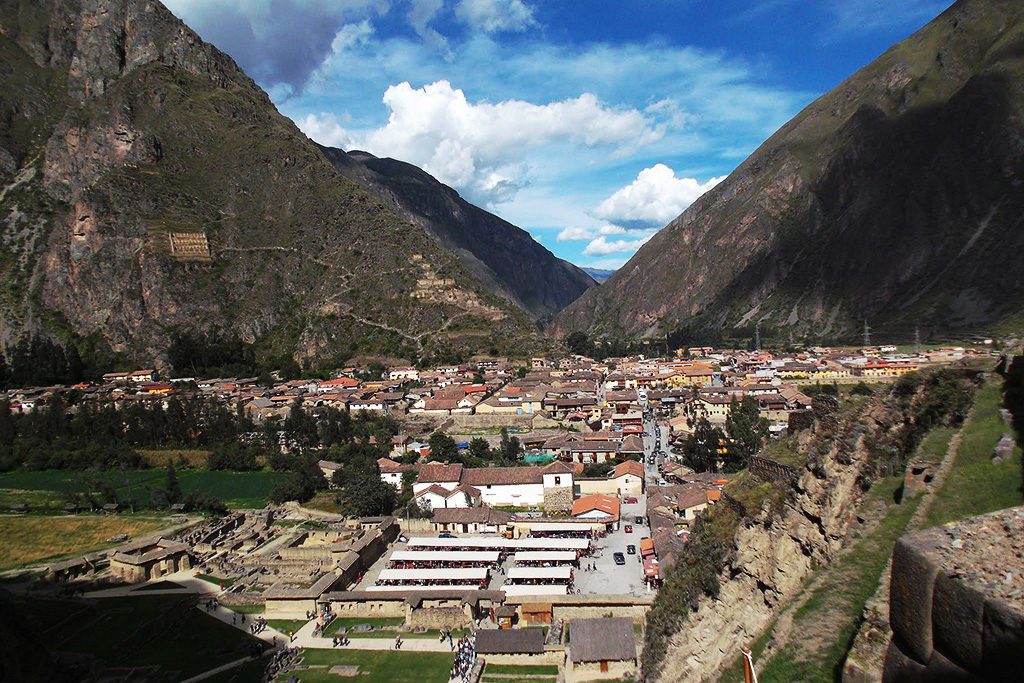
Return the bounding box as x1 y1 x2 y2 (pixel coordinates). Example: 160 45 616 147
164 0 953 270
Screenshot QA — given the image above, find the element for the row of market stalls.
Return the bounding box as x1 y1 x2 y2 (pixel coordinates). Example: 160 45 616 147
369 536 592 593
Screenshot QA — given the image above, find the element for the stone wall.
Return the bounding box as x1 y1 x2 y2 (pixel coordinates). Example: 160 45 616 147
482 651 564 666
552 603 649 624
749 456 799 483
543 486 574 514
408 606 470 629
328 599 407 619
883 507 1024 683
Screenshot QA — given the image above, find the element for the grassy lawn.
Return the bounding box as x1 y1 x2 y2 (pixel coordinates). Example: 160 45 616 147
303 490 343 514
0 468 287 510
750 474 923 683
285 649 453 683
322 616 405 636
914 426 957 465
484 663 559 675
18 595 265 681
224 603 266 614
197 573 236 588
0 514 170 571
266 619 309 635
924 378 1023 527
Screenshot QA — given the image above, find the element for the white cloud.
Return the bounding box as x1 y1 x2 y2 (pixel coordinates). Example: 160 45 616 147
296 112 353 147
301 80 667 206
407 0 451 57
582 234 654 256
556 225 627 242
455 0 537 33
593 164 726 228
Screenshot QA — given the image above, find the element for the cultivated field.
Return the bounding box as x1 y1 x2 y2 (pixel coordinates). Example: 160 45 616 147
0 468 287 510
0 515 170 571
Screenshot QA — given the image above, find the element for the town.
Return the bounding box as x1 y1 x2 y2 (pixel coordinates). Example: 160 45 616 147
0 341 994 682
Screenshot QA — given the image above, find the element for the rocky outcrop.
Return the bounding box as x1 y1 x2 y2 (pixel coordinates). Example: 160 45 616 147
554 0 1024 343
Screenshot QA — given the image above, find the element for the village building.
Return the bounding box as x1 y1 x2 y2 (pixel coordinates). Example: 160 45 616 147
568 617 638 679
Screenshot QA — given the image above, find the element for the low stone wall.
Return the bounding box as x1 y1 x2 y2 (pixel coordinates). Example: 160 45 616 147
327 599 407 619
408 606 471 629
552 603 649 624
749 456 800 483
882 507 1024 682
482 650 564 666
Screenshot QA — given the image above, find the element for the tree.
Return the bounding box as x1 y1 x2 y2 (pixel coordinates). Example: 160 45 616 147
164 462 182 505
428 432 459 462
468 438 492 461
565 331 593 357
338 471 397 517
499 428 522 462
724 397 769 472
681 418 726 473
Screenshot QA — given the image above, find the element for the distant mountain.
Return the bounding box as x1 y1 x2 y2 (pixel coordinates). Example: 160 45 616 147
0 0 545 370
581 268 616 283
318 148 596 321
554 0 1024 345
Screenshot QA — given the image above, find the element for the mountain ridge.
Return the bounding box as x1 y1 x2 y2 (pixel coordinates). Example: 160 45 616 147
0 0 551 371
552 0 1024 345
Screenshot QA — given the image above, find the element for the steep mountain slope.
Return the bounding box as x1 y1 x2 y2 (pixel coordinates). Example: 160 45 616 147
0 0 542 372
319 147 596 321
554 0 1024 344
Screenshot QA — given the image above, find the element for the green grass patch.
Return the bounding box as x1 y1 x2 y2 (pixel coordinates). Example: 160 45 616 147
924 377 1023 527
322 616 405 636
484 663 559 675
224 603 266 614
0 468 287 510
286 649 453 683
196 573 236 588
914 427 957 465
266 619 308 635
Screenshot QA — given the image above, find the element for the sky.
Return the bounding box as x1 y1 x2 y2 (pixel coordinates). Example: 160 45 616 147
163 0 954 271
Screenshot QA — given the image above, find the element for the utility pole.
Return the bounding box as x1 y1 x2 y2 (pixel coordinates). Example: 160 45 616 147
863 320 871 348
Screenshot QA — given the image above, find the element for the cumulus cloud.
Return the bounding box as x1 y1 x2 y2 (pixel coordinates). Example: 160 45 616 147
455 0 537 33
556 225 627 242
164 0 385 94
297 80 665 205
593 164 726 228
582 234 654 256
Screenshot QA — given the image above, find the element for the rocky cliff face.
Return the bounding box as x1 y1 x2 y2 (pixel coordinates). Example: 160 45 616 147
648 373 977 682
0 0 542 369
554 0 1024 343
319 147 596 321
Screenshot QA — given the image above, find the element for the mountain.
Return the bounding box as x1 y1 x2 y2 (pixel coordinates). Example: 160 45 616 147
0 0 546 372
581 267 615 283
318 147 595 321
553 0 1024 345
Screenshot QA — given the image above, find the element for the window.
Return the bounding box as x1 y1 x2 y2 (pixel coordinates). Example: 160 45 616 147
554 476 561 485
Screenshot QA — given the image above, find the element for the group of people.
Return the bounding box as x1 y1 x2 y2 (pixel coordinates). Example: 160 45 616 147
249 617 270 635
331 634 350 647
450 634 476 683
202 598 221 611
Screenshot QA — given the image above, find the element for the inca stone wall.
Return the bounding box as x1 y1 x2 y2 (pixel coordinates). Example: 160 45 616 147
883 507 1024 683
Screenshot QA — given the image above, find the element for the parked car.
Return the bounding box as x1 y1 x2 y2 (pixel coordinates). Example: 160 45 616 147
623 496 638 504
613 552 626 565
438 532 457 538
635 516 644 525
626 544 636 555
624 524 633 533
657 479 668 486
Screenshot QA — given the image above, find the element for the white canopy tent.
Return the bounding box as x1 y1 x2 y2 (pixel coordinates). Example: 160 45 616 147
389 550 500 564
513 551 578 564
501 584 569 596
506 566 572 581
365 584 482 592
377 567 488 582
405 536 589 551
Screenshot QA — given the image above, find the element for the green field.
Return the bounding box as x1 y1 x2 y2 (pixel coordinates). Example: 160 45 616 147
0 468 287 510
15 595 265 681
283 649 453 683
924 377 1023 526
